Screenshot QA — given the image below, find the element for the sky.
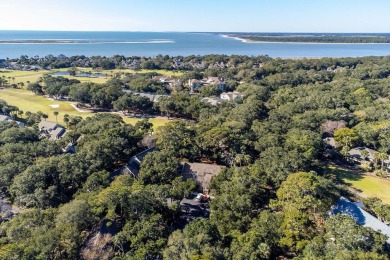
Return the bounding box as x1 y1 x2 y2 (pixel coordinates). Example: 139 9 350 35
0 0 390 32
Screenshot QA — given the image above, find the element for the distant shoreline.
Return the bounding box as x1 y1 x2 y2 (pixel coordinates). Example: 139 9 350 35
221 34 390 45
0 40 175 44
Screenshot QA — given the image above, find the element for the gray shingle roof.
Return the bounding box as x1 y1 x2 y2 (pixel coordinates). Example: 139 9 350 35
39 121 66 140
182 162 224 193
0 115 10 121
127 147 157 178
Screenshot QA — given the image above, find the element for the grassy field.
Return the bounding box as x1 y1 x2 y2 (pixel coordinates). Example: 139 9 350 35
0 88 169 129
0 68 183 86
0 70 49 85
327 165 390 204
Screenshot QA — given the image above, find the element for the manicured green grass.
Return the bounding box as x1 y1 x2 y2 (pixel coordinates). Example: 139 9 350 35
122 116 170 129
0 69 107 85
0 68 183 86
327 165 390 204
0 88 169 129
0 69 49 85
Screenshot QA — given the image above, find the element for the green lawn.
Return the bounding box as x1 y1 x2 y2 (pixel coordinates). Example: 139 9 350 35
0 88 169 129
0 69 108 85
0 68 182 86
0 69 49 85
327 165 390 204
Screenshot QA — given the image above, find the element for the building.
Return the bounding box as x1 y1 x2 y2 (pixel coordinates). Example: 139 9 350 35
126 147 158 178
109 147 158 180
188 77 226 92
181 162 224 195
331 197 390 243
38 121 66 141
202 97 223 106
0 115 25 128
220 91 245 101
122 89 168 103
152 76 181 88
348 147 390 169
203 77 226 91
347 147 377 162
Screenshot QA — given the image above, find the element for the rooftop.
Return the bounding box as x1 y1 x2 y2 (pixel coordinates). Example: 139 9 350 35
182 162 224 194
331 197 390 243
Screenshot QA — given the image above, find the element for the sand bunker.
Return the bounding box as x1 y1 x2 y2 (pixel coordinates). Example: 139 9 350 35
49 104 60 108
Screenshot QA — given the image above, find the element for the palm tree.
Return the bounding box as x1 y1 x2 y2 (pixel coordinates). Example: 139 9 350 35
373 152 380 166
379 153 388 170
63 114 70 128
361 149 369 160
53 111 59 124
42 114 48 121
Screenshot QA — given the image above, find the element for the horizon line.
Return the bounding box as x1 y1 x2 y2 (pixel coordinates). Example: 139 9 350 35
0 30 389 34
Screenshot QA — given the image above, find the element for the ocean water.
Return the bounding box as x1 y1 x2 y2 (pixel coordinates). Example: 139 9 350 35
0 31 390 58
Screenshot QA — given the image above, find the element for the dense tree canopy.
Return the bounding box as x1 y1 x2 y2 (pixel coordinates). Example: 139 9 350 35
1 53 390 258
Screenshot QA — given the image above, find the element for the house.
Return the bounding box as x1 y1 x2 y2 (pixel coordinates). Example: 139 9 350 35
152 76 181 88
202 97 223 106
188 79 203 90
181 162 224 195
220 91 245 101
203 77 226 91
152 75 169 82
348 147 390 171
122 89 169 103
126 147 157 178
38 121 66 141
0 115 25 128
331 197 390 243
136 93 168 103
188 77 226 92
347 147 377 162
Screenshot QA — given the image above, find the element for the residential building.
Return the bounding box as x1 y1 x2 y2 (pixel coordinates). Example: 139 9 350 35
331 197 390 243
220 91 245 101
38 121 66 141
126 147 158 178
152 76 181 88
202 97 223 106
347 147 377 162
0 115 25 128
181 162 224 195
188 77 226 91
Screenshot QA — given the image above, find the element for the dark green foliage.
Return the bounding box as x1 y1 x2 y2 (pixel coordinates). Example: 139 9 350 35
138 150 180 185
240 35 390 43
303 215 389 259
163 219 225 260
2 54 390 259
